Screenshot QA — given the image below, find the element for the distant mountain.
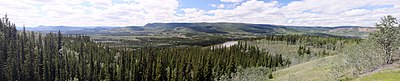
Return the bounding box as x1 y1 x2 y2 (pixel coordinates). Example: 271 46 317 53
139 23 293 34
20 23 377 37
18 26 119 34
113 23 376 37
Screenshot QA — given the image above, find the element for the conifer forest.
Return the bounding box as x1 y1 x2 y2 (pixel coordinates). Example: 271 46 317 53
0 15 365 80
0 16 291 81
1 1 399 80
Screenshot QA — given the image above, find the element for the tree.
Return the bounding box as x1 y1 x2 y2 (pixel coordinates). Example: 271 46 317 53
371 15 399 64
0 15 294 80
57 30 64 81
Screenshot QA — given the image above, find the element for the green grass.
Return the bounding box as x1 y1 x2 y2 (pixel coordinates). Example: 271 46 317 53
353 71 400 81
269 53 399 81
269 55 341 81
246 40 338 65
352 65 400 81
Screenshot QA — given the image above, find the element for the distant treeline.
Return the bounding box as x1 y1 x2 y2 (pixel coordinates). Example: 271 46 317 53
175 34 361 48
258 35 361 49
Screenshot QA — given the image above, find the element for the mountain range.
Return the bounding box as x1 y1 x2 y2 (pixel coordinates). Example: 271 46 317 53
19 23 377 37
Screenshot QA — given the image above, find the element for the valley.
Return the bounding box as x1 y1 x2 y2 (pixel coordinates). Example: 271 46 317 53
1 0 399 81
22 23 374 48
3 18 397 81
8 21 392 81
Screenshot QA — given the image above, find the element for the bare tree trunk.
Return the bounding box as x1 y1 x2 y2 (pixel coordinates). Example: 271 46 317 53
384 46 393 64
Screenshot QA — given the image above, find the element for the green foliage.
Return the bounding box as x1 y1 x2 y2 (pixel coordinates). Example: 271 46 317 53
217 66 272 81
63 37 290 81
333 40 386 79
0 14 382 81
245 34 360 66
0 15 290 80
270 55 341 81
370 15 400 64
269 16 399 81
297 45 311 56
352 66 400 81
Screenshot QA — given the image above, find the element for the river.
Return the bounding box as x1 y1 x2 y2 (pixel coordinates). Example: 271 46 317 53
211 41 238 49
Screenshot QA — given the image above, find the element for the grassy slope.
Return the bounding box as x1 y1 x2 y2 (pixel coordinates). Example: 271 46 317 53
247 40 337 65
269 55 340 81
268 46 397 81
352 64 400 81
245 40 343 81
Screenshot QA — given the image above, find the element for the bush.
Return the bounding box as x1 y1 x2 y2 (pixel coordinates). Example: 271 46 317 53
332 40 386 79
216 66 272 81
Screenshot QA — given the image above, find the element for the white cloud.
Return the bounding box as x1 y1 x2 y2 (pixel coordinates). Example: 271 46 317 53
341 9 371 16
0 0 178 26
0 0 399 27
220 0 245 3
85 0 113 9
211 4 225 9
193 0 400 27
205 0 282 24
134 0 179 22
210 0 278 17
210 4 217 7
280 0 400 26
217 4 225 9
182 8 206 19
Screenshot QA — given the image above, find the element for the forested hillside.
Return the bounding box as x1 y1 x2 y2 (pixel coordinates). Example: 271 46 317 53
0 15 290 81
2 14 398 81
22 23 375 37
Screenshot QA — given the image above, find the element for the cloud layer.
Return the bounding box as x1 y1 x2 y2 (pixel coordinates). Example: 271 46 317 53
0 0 399 27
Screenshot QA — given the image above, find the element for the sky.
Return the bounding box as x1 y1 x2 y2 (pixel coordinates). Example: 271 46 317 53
0 0 399 27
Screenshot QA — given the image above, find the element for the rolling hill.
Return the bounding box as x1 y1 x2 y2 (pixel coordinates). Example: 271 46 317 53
21 23 376 37
18 25 119 34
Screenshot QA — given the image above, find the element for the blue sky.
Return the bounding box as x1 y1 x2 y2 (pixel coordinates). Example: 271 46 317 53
0 0 399 27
